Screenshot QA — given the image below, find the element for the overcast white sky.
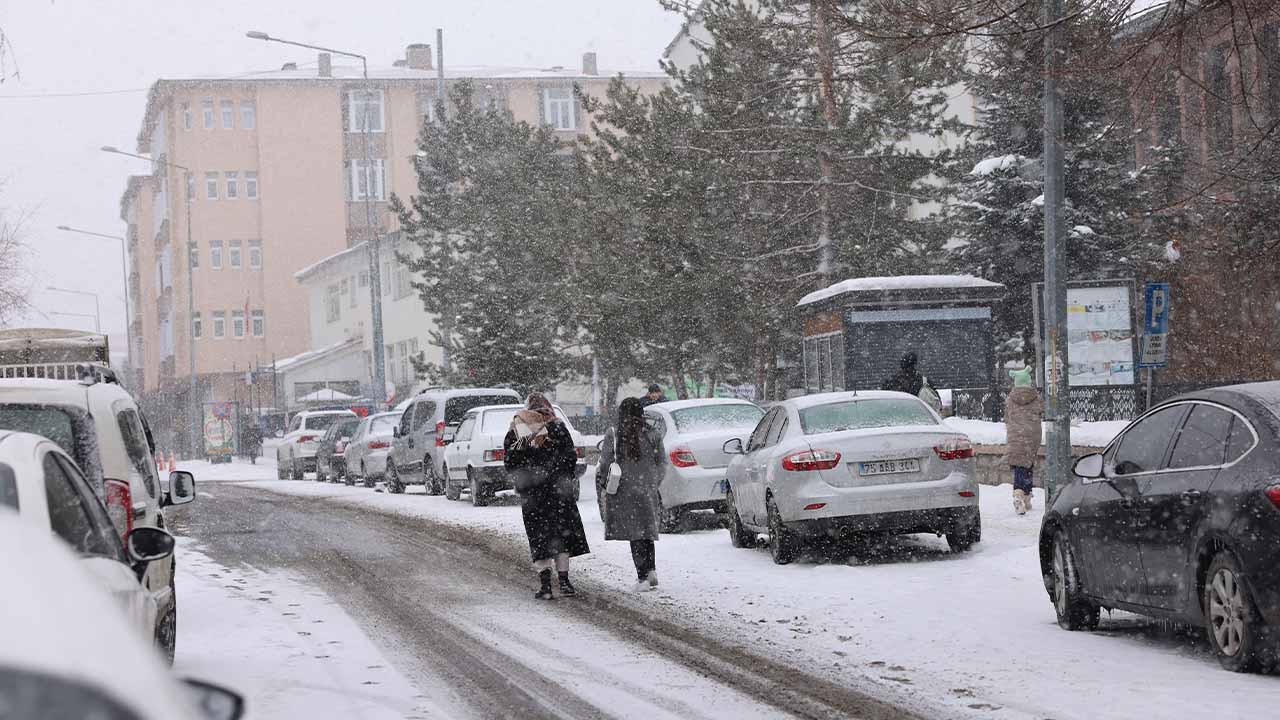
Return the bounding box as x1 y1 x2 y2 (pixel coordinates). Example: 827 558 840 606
0 0 682 352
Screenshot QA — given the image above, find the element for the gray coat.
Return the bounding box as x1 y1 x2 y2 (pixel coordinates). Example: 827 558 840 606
596 426 664 541
1004 386 1044 468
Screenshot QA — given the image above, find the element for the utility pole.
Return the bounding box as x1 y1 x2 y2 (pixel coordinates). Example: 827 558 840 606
1042 0 1072 500
435 27 453 375
812 0 837 288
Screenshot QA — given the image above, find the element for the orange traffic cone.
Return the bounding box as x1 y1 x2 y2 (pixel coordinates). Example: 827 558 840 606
168 451 177 472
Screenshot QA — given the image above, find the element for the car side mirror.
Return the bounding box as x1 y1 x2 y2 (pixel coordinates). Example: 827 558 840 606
127 526 175 564
1073 453 1105 480
182 678 246 720
723 438 745 455
595 438 604 452
165 470 196 507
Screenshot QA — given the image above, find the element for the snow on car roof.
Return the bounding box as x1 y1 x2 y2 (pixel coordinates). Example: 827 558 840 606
787 390 920 410
797 274 1004 306
646 398 757 412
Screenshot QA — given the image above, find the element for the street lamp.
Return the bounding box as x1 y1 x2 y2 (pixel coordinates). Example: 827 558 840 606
56 225 130 370
102 144 200 456
46 287 101 332
246 30 388 410
50 311 100 331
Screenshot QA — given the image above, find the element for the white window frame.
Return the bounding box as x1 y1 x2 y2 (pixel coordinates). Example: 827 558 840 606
229 240 242 269
326 284 341 323
347 89 384 133
240 100 256 129
181 102 192 131
232 310 245 339
251 310 265 337
210 241 223 270
201 99 214 129
212 311 226 339
205 172 219 200
248 240 261 270
185 172 194 202
224 171 238 200
220 99 235 129
192 312 202 339
245 171 258 199
350 159 386 201
543 87 576 131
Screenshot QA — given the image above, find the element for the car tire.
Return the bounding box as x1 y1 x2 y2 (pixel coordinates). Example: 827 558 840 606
343 466 354 486
659 502 686 534
946 509 982 552
386 464 405 494
726 488 755 549
1051 531 1100 631
291 456 304 481
362 463 376 489
156 573 177 666
444 464 462 501
766 495 801 565
277 461 287 480
469 469 489 507
1204 551 1275 672
424 459 444 496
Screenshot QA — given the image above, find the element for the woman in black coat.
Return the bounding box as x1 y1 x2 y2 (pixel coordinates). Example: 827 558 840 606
503 393 590 599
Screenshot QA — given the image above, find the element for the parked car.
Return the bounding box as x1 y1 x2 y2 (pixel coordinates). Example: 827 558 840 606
0 507 242 720
315 416 363 483
345 411 402 488
0 370 187 662
276 409 358 480
642 398 765 531
1040 382 1280 672
723 390 980 564
387 388 522 495
442 404 588 506
0 429 194 657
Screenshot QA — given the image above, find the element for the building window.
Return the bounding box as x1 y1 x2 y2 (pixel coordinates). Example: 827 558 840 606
252 310 265 337
225 171 238 199
189 242 199 269
241 100 256 129
394 263 411 299
803 333 845 393
210 240 223 270
349 275 358 307
212 311 226 339
340 277 349 296
381 262 391 296
543 87 576 131
326 284 341 323
349 159 386 201
1205 45 1234 156
358 270 368 288
248 240 262 270
245 171 258 199
205 172 219 200
229 240 242 269
185 172 194 202
347 89 384 133
181 102 192 131
220 100 235 129
232 310 245 338
192 312 202 339
201 99 214 129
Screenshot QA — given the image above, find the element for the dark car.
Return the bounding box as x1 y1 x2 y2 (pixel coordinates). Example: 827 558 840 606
1040 381 1280 672
315 417 362 484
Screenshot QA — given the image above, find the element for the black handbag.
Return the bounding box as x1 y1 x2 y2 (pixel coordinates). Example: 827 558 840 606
510 465 551 495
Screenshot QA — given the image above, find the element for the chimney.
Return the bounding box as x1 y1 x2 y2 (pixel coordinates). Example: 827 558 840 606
318 52 332 78
582 52 598 76
406 43 433 71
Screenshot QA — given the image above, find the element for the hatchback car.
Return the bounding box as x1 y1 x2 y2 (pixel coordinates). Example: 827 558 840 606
315 416 363 483
276 409 358 479
344 411 402 487
643 399 764 531
442 404 588 505
1040 382 1280 672
388 388 521 494
723 391 980 564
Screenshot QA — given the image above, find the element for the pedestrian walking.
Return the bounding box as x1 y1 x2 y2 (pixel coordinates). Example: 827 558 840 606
881 351 942 413
1004 367 1043 515
597 397 664 592
503 392 590 600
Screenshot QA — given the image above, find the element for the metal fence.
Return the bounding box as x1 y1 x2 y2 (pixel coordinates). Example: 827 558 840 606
951 380 1260 423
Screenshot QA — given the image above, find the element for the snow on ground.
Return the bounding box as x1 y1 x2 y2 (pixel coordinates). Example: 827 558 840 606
174 540 440 719
944 417 1129 448
204 454 1280 720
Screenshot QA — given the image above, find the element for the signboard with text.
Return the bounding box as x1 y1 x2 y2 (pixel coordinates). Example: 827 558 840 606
1138 281 1170 369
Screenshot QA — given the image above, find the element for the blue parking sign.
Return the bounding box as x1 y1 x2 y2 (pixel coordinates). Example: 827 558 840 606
1139 282 1170 368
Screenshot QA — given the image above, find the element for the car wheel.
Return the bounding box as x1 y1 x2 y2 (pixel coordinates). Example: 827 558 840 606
444 464 462 501
315 462 326 482
362 463 375 489
276 460 287 480
725 488 755 548
291 456 304 480
469 469 489 507
766 495 801 565
946 509 982 552
386 464 405 494
1051 531 1100 631
1204 551 1274 672
156 573 177 666
424 459 444 496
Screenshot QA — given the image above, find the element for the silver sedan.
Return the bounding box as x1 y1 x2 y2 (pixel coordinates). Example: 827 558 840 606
723 391 980 564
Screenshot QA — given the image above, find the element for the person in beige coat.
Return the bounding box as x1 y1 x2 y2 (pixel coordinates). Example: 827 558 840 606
1004 367 1043 515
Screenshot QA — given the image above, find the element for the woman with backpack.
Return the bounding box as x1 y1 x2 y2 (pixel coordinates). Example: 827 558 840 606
596 397 665 592
503 393 590 599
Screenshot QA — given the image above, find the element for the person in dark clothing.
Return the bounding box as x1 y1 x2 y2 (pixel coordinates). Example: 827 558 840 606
503 392 590 600
639 383 667 407
597 397 664 592
882 351 925 397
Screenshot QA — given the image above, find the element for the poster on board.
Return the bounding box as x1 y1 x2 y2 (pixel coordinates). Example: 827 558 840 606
1034 281 1136 387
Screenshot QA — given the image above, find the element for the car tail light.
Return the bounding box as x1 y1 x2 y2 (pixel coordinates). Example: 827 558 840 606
1265 485 1280 509
782 449 841 472
368 440 390 450
435 421 446 447
934 438 975 461
803 502 827 511
484 449 505 462
576 446 586 459
958 490 976 498
104 478 132 542
668 446 698 468
298 434 317 444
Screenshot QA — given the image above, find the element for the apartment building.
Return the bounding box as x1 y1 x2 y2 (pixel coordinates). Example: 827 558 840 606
120 43 665 449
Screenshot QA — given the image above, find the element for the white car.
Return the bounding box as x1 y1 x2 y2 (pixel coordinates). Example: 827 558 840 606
344 411 402 487
0 373 186 661
0 429 194 645
642 398 765 531
442 404 588 506
723 391 980 564
276 409 358 479
0 506 242 720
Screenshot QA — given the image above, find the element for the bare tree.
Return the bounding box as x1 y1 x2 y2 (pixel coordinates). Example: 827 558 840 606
0 193 33 324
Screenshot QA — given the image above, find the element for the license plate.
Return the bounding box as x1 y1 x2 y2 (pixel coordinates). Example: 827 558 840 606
858 458 921 476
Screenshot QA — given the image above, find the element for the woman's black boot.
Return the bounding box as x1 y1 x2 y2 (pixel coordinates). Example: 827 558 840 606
534 569 555 600
558 571 576 597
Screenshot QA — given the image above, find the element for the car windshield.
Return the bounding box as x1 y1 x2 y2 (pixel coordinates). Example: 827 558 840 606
446 396 520 425
669 404 764 433
336 419 361 436
0 667 142 720
481 407 567 434
370 414 400 435
305 414 349 432
0 404 78 459
799 399 937 435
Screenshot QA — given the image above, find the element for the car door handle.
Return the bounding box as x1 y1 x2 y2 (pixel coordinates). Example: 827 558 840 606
1181 490 1203 503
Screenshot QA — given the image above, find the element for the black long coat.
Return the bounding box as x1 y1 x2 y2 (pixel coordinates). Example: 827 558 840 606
503 420 590 563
